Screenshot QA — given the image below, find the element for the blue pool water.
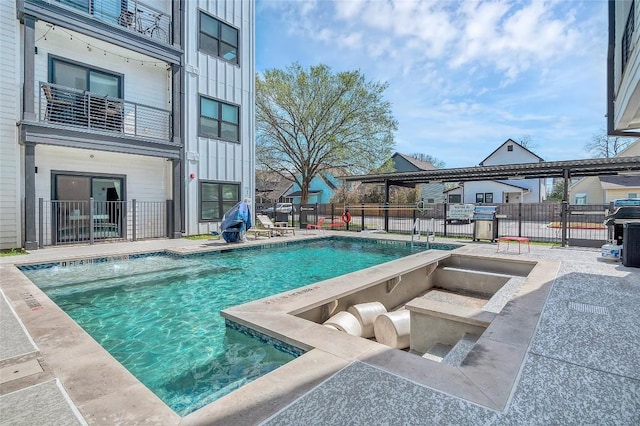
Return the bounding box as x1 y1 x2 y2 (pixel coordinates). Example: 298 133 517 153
22 238 456 415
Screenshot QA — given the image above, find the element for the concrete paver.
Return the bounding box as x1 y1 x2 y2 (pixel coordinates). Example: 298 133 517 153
0 236 638 425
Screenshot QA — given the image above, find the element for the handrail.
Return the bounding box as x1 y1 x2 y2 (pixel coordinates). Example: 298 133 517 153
38 82 172 141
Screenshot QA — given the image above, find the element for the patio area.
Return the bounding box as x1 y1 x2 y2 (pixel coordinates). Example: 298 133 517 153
1 234 638 425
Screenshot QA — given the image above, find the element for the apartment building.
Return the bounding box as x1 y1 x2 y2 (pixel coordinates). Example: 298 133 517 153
609 0 640 135
0 0 254 249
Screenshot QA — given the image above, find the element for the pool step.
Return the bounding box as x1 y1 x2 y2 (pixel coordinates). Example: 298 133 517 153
421 343 452 362
442 333 479 367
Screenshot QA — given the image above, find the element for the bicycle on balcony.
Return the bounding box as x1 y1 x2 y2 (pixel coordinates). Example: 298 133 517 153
118 8 167 43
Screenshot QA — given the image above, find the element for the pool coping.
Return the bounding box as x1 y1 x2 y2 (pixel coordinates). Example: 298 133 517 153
0 234 559 425
204 247 558 424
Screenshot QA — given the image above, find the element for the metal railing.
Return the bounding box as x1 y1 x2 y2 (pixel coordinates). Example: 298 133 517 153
37 198 171 247
38 82 171 141
52 0 172 45
277 202 611 247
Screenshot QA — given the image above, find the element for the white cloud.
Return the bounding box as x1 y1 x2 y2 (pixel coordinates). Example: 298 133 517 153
257 0 608 166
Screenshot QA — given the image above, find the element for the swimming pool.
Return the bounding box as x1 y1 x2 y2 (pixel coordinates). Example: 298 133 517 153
21 237 457 415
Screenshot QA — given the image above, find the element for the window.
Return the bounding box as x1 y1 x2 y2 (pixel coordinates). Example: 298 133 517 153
507 145 513 151
574 193 587 205
199 11 239 65
50 57 122 97
448 194 462 203
476 193 484 203
200 181 240 221
199 96 239 142
628 193 638 198
623 1 635 73
484 193 494 203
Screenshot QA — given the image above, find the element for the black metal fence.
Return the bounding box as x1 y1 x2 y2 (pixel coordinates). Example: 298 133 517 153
37 198 172 247
256 201 611 247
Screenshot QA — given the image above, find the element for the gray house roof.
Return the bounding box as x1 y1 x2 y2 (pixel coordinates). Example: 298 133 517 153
599 174 640 189
392 152 437 172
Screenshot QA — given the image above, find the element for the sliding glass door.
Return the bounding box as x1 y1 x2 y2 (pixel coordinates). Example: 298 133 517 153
53 173 125 243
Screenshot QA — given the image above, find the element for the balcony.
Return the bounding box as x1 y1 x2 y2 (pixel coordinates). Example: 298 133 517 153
38 82 171 142
51 0 171 44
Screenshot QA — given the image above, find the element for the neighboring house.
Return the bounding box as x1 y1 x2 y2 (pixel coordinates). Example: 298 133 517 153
287 172 342 204
608 1 640 136
391 152 444 203
569 140 640 204
456 139 546 204
1 1 254 249
255 171 293 203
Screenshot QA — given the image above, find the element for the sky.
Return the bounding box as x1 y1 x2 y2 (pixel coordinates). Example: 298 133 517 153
255 0 609 168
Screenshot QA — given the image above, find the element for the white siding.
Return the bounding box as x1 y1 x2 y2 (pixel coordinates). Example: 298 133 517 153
32 22 170 110
184 0 255 235
0 4 21 249
35 145 171 203
481 144 541 166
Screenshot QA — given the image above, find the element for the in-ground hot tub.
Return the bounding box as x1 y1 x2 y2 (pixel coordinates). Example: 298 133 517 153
222 245 558 416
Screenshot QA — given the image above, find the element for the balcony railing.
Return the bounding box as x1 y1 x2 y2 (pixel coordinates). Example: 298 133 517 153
38 82 171 141
52 0 171 44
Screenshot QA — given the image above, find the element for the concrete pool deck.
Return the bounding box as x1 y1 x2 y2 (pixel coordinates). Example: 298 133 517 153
1 233 639 425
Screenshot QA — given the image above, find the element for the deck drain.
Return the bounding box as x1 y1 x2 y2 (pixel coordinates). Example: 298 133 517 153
568 301 609 315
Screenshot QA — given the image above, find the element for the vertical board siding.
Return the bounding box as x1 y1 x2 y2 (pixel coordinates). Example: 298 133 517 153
184 0 254 234
0 4 21 249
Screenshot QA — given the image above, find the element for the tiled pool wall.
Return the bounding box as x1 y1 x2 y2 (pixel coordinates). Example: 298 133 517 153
225 319 307 358
17 236 461 271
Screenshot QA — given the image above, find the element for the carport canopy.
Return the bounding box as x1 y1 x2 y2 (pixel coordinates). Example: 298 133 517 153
343 156 640 201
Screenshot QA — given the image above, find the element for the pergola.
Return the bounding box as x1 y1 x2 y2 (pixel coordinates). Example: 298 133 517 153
343 156 640 246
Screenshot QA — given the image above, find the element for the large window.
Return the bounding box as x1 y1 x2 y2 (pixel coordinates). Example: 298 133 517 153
476 193 484 203
200 181 240 221
199 96 239 142
484 193 494 203
50 57 122 98
199 11 239 65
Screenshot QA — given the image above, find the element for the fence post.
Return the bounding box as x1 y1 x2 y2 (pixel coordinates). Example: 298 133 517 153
561 201 568 247
384 202 389 232
132 199 137 241
38 198 44 248
443 203 448 237
89 197 94 245
360 203 365 231
518 203 523 237
331 203 335 223
166 200 173 238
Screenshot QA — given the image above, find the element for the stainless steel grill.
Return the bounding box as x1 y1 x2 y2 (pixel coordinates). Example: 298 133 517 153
472 205 498 242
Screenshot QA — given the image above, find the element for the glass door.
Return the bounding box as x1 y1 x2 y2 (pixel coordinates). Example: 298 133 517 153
53 174 125 243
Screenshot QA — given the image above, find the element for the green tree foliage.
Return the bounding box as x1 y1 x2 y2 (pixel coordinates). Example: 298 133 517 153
547 179 565 201
256 63 398 203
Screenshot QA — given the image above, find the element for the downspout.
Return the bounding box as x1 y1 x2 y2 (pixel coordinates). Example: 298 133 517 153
607 0 617 136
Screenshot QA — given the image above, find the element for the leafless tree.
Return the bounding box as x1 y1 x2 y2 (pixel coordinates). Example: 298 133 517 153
585 129 636 158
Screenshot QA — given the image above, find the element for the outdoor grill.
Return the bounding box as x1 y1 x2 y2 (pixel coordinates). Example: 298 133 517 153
604 200 640 244
603 200 640 267
472 205 498 242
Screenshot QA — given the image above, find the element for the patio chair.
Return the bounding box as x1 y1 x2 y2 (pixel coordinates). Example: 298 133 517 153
306 217 325 234
42 83 73 122
256 214 296 236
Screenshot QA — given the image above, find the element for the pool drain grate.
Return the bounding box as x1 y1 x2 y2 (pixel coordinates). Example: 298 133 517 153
568 301 609 315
